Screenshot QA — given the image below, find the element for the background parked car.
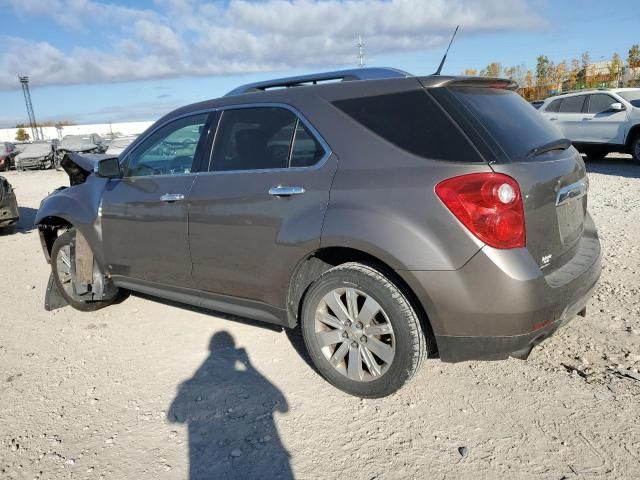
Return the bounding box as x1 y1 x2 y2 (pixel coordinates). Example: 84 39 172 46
539 88 640 162
0 175 19 233
55 134 106 165
0 142 17 171
15 142 55 170
105 135 138 155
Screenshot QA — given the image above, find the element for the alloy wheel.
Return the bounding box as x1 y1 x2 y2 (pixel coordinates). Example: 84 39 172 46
314 287 395 382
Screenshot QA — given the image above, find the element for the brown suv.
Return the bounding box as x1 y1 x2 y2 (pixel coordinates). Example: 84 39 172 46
36 68 601 397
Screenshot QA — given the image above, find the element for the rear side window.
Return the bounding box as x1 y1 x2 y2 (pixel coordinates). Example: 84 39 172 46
332 90 482 162
588 94 616 113
448 87 565 161
559 95 586 113
546 98 563 112
211 107 325 171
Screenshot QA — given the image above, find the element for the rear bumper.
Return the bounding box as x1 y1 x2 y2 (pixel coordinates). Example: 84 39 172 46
397 221 602 363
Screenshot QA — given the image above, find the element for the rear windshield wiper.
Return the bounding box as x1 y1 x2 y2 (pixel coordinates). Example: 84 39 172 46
526 138 572 158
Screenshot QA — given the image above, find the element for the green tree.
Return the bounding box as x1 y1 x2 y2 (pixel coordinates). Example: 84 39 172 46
628 44 640 68
535 55 549 86
15 128 30 142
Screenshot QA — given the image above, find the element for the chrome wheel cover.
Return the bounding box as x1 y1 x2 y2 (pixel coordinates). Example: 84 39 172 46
314 287 395 382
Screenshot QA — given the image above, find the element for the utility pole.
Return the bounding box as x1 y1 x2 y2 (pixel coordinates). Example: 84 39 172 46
18 76 40 141
357 35 365 68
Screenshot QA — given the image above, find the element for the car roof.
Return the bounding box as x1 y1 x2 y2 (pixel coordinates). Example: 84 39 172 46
163 67 517 121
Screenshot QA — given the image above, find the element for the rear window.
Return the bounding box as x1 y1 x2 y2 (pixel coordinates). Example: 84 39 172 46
559 95 586 113
332 90 482 162
448 87 565 161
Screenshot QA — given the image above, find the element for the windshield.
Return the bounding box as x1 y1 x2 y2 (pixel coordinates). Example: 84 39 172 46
448 87 565 161
617 90 640 107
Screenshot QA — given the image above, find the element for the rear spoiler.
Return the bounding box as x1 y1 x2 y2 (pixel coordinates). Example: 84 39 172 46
420 75 518 90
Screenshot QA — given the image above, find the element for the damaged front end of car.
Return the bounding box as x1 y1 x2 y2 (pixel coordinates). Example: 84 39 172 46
0 176 20 231
37 152 121 310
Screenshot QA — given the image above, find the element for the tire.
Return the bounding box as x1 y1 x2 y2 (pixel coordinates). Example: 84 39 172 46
300 262 428 398
51 229 117 312
631 134 640 164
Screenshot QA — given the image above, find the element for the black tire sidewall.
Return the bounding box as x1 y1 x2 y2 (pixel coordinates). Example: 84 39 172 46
632 135 640 163
51 230 110 312
301 265 421 398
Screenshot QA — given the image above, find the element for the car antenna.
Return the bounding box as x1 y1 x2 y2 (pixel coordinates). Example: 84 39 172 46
434 25 459 75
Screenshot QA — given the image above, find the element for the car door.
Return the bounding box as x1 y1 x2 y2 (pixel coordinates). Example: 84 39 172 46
546 95 588 142
582 93 628 144
188 105 337 312
101 112 213 287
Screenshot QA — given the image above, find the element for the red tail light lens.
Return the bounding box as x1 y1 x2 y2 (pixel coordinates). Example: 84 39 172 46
435 173 525 249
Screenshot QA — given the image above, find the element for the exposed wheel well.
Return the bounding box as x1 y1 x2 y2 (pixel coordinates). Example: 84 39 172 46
287 247 438 355
627 125 640 149
37 216 72 260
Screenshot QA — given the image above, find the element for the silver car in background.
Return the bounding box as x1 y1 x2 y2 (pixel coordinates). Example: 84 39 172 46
539 88 640 162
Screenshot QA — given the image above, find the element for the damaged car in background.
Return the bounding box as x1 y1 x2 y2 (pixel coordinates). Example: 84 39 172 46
55 134 106 168
105 135 138 155
0 175 19 233
0 142 18 171
15 142 55 170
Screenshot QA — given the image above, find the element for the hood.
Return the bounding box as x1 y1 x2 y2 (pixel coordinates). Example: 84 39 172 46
59 135 101 152
61 152 116 186
16 143 52 160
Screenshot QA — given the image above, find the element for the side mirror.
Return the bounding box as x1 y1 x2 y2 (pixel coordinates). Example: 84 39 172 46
95 157 122 178
609 102 624 111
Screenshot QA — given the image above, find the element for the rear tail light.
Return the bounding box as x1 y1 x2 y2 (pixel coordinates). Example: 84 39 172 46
435 173 525 249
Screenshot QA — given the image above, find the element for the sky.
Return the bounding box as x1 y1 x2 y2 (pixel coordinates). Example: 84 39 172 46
0 0 638 127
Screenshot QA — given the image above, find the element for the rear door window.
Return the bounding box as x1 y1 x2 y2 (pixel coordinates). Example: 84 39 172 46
558 95 586 113
447 87 565 162
588 94 616 113
332 90 482 162
211 107 326 171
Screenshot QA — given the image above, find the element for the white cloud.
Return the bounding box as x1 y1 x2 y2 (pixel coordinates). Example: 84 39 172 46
0 0 545 89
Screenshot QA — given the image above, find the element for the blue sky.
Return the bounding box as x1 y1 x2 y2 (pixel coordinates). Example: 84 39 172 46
0 0 638 127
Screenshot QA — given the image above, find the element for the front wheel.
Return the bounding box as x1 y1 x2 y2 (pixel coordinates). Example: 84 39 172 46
301 262 429 398
51 229 119 312
631 134 640 164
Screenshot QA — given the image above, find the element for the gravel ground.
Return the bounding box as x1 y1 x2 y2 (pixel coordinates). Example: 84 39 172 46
1 156 639 480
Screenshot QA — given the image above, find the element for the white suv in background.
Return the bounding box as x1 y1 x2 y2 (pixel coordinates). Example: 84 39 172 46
539 88 640 162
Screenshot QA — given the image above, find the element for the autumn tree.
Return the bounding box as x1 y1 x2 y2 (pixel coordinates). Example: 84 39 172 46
480 62 501 77
525 70 534 88
15 128 30 142
464 68 477 76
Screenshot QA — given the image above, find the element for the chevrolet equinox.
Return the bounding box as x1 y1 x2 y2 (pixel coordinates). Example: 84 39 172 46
36 68 602 398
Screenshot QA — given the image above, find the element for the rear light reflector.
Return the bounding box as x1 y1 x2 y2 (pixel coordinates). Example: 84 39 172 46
435 173 525 249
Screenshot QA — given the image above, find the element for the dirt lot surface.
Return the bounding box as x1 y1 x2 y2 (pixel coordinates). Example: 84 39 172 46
1 157 639 480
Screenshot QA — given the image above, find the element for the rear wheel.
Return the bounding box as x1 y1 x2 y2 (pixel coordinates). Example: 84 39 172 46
51 229 119 312
301 262 428 398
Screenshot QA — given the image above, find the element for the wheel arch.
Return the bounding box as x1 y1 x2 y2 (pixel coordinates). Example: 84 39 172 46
626 124 640 150
286 246 439 356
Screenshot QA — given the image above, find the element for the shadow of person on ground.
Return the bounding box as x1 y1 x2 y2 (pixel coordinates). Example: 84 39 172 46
168 331 293 480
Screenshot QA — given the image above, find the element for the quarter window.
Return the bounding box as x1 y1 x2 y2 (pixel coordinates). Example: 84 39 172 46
588 94 616 114
333 90 482 162
546 98 563 112
126 113 208 177
558 95 586 113
211 107 325 171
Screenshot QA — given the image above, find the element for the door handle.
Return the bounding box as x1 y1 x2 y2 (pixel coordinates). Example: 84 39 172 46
549 117 558 121
268 186 305 197
160 193 185 202
582 117 592 121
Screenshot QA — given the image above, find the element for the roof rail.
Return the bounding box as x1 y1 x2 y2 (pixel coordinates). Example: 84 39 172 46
224 67 413 96
554 87 610 96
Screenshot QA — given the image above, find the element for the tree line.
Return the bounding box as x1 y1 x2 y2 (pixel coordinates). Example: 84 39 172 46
464 44 640 101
